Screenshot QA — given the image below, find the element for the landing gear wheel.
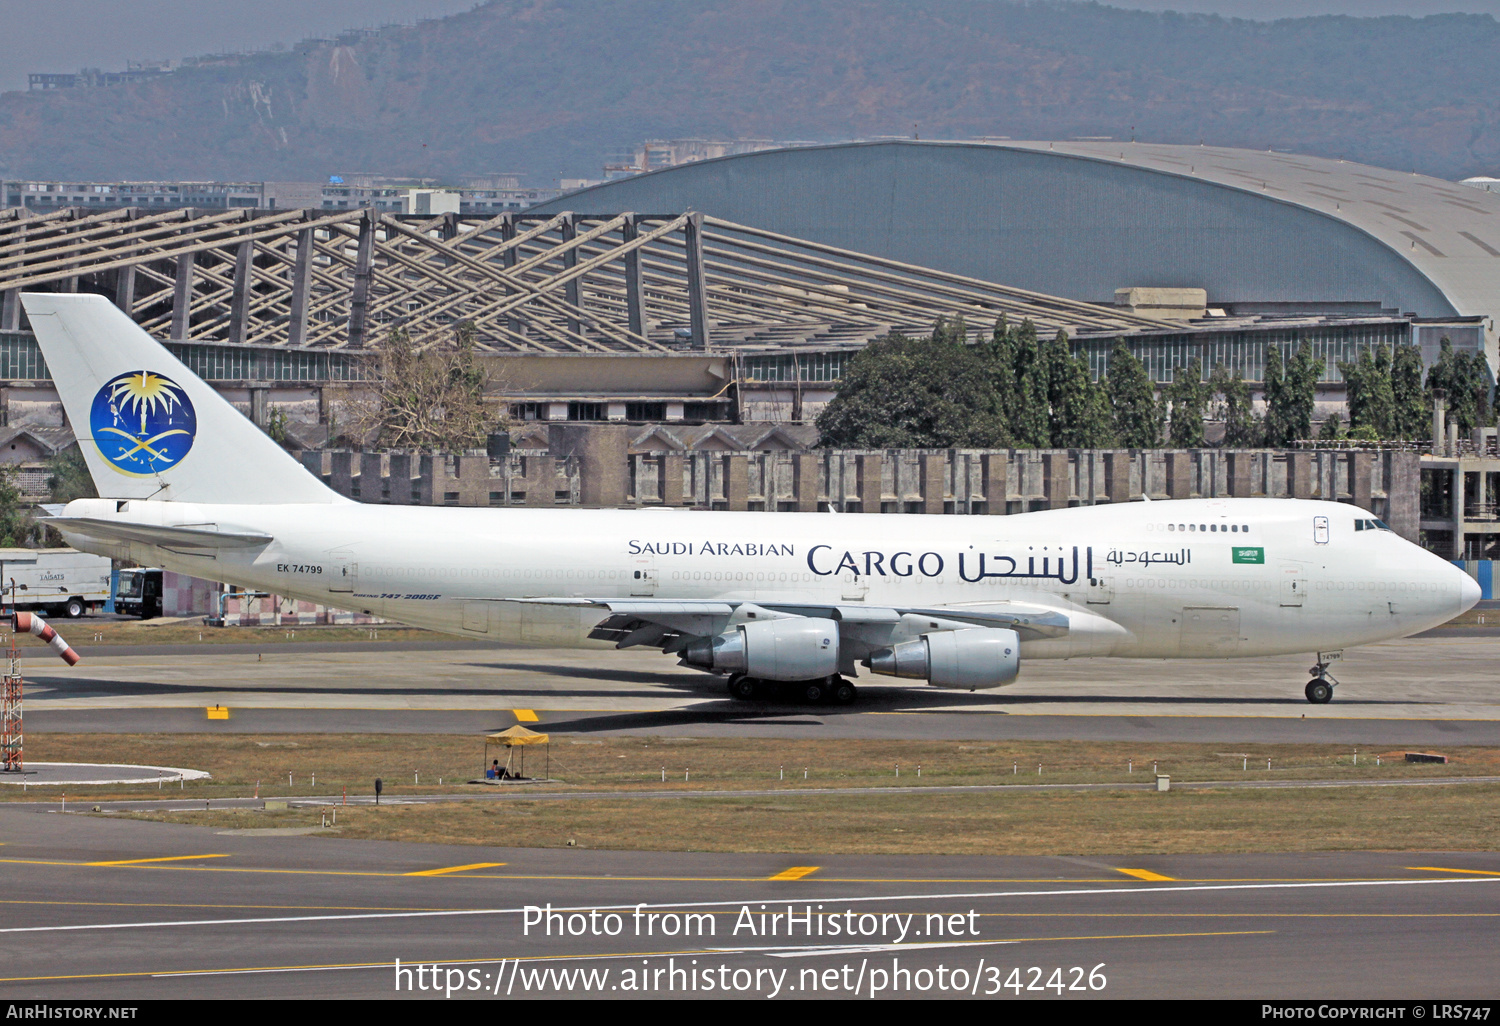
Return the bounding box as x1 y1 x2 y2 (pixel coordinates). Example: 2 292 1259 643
831 679 857 705
728 675 758 701
1305 678 1333 704
801 681 826 704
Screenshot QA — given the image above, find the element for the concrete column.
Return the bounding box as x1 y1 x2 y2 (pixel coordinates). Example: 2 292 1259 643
287 226 313 347
684 213 710 349
1385 451 1421 543
663 453 687 505
548 424 630 508
388 453 415 505
524 454 554 507
726 454 749 511
0 290 19 332
1165 452 1192 500
982 452 1009 514
858 454 883 513
1044 451 1070 508
916 452 944 514
1351 452 1374 511
621 214 645 339
456 454 490 506
416 454 436 506
1104 451 1132 504
329 451 354 499
113 264 136 316
170 252 195 339
1226 451 1254 497
501 215 521 336
798 456 822 510
560 214 581 337
360 453 385 503
299 450 324 482
346 210 376 347
227 235 254 345
1288 451 1314 499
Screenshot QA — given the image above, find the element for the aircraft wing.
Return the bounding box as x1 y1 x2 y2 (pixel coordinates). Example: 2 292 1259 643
502 596 1071 651
42 517 273 553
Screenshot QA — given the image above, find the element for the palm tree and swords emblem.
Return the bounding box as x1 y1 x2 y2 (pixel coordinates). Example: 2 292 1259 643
90 371 197 474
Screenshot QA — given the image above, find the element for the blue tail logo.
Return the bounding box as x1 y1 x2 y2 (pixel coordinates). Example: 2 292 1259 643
89 371 197 476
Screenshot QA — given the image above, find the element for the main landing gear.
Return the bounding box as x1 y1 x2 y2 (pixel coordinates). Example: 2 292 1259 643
1304 657 1340 704
727 674 858 705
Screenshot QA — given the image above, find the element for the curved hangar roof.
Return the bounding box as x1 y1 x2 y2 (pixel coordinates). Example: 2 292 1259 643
536 140 1500 348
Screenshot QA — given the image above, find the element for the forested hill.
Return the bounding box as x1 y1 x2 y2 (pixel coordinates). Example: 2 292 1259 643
1 0 1498 184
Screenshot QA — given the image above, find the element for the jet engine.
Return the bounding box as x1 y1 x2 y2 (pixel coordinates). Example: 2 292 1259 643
682 617 840 681
866 628 1020 689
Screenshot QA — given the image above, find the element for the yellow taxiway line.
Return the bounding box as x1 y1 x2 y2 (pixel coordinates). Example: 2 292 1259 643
405 862 507 877
85 854 230 867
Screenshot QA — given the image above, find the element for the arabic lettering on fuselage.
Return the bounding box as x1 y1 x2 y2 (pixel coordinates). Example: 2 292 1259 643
1103 548 1192 568
628 540 1195 584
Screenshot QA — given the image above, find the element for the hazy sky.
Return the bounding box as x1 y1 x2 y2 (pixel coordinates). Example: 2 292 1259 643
0 1 481 93
0 0 1494 94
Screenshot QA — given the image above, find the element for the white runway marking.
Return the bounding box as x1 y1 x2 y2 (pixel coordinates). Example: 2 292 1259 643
2 874 1496 935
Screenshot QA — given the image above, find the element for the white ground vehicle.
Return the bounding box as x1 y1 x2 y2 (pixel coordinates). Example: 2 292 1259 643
0 547 112 618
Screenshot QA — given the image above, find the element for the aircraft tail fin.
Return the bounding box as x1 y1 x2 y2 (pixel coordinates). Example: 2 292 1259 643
21 293 344 505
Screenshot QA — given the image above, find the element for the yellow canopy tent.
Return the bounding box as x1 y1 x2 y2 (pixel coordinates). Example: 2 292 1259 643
483 725 551 781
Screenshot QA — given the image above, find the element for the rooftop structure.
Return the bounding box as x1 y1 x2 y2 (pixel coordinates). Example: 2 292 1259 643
533 140 1500 368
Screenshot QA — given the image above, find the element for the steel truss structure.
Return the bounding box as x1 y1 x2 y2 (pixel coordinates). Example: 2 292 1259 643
0 205 1163 352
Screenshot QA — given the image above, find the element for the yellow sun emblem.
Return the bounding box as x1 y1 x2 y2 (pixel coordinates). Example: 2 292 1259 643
109 372 185 436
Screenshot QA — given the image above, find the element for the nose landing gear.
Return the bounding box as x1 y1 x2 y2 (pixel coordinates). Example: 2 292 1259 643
1304 657 1340 704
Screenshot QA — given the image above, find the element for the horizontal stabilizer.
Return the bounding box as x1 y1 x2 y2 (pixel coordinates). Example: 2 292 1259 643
43 517 272 552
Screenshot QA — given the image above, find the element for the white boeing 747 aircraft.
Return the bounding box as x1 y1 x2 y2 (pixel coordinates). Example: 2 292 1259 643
21 294 1480 705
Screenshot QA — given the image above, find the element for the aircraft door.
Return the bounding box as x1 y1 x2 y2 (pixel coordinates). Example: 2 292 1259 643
1086 575 1113 605
1280 572 1307 607
328 550 356 593
630 555 657 596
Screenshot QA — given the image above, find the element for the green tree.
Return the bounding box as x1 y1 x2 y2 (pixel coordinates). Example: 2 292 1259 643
1009 319 1050 448
815 332 1004 448
360 321 499 452
1209 364 1260 447
1425 338 1493 436
979 315 1021 443
1105 340 1162 448
1163 357 1210 447
1339 346 1396 439
1391 341 1428 440
1263 342 1324 444
45 444 97 504
0 465 37 547
1048 331 1115 448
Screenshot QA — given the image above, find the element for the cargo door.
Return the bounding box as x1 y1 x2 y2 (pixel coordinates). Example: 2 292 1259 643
1181 606 1241 656
462 601 490 633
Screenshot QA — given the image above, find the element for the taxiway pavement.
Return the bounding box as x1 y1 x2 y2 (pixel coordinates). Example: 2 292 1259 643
0 809 1494 999
19 633 1500 743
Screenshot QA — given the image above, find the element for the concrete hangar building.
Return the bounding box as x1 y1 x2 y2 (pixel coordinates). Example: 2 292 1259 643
531 140 1493 424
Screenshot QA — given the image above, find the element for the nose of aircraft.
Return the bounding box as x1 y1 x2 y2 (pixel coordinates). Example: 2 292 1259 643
1458 568 1482 613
